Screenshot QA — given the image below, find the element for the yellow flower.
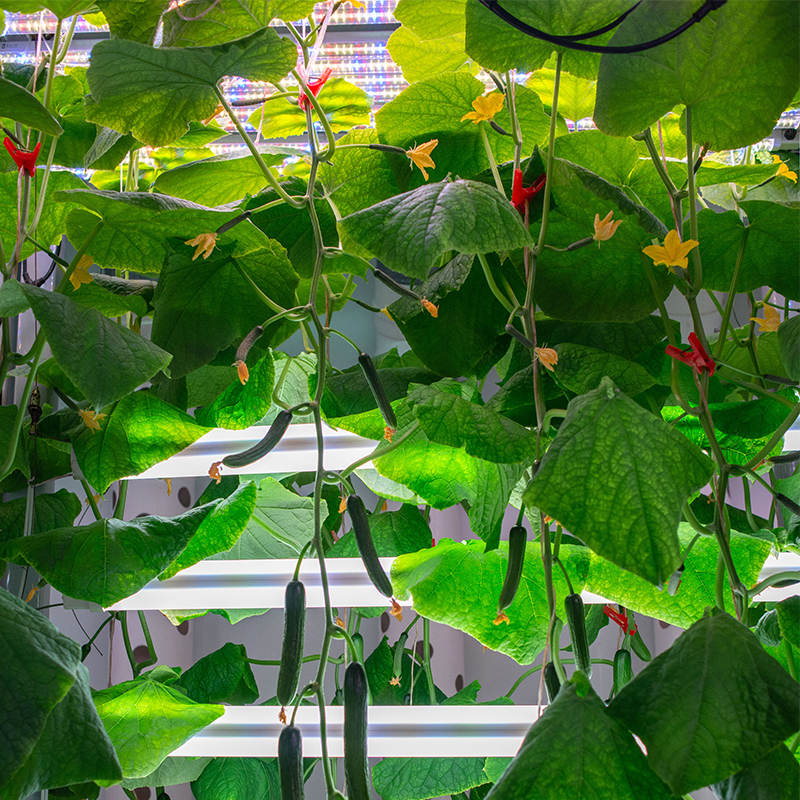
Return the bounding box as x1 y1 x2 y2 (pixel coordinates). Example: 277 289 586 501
389 676 401 686
750 304 780 332
185 232 218 261
69 255 94 291
406 139 438 181
390 598 403 621
234 359 249 385
772 154 797 183
78 408 105 432
493 611 510 626
461 92 505 124
384 425 396 442
202 103 224 126
209 460 222 484
593 210 622 242
380 307 393 320
535 347 558 372
420 297 439 318
642 229 699 271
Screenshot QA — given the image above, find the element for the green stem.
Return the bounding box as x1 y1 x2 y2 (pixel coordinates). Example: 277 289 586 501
749 571 800 598
638 127 680 197
339 421 421 480
684 108 703 294
480 124 505 196
534 51 562 258
743 406 800 470
231 260 288 314
215 88 304 209
80 479 102 521
504 658 615 698
681 501 716 538
782 638 797 681
41 16 63 112
713 229 749 359
741 477 761 533
118 612 137 678
292 69 337 163
423 618 436 705
505 72 523 171
113 480 128 519
134 610 157 676
476 252 515 313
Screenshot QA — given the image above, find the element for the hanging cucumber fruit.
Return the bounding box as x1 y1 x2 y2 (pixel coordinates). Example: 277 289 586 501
278 724 304 800
495 524 526 624
564 593 591 677
344 661 371 800
277 580 305 712
612 648 634 696
222 409 293 468
347 494 393 598
358 352 397 432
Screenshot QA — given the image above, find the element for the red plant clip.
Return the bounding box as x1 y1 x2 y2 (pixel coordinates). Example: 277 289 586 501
511 169 546 214
298 67 333 110
4 137 41 177
603 604 637 635
665 331 716 376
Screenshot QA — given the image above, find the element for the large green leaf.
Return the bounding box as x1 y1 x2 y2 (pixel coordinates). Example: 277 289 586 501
465 0 630 77
179 642 258 705
533 158 670 322
162 482 257 579
64 278 150 319
779 315 800 381
0 587 103 791
392 538 589 664
17 282 171 409
388 254 511 377
387 0 468 83
333 401 523 547
485 677 674 800
195 353 275 430
151 150 289 207
122 757 212 791
85 29 297 146
94 0 171 44
372 757 488 800
94 679 223 778
162 0 315 46
248 77 372 139
595 0 800 149
525 378 713 585
191 757 281 800
339 179 532 279
152 239 296 377
3 664 121 800
329 504 431 558
553 342 657 396
0 0 93 16
0 489 80 546
218 476 316 559
406 380 535 463
528 61 597 122
15 503 218 606
0 75 62 134
697 201 800 300
610 612 800 794
777 596 800 649
586 526 771 628
712 744 800 800
73 391 210 493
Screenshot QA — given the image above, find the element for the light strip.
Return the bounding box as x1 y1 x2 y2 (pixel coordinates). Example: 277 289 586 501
171 705 539 758
126 423 375 480
105 554 800 612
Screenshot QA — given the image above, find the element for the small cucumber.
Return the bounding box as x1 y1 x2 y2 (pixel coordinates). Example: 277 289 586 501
222 409 292 468
497 525 526 612
630 628 651 662
278 724 304 800
392 632 408 683
564 593 591 677
358 352 397 430
350 631 365 664
277 580 305 707
543 661 560 702
347 495 393 598
612 648 633 696
344 661 371 800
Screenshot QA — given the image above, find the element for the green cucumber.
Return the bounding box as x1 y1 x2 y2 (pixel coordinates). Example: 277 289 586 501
564 593 591 677
350 631 365 664
278 723 304 800
358 352 397 430
612 648 633 696
344 661 371 800
497 525 526 612
392 632 408 683
630 627 651 662
347 494 393 598
277 580 305 707
543 661 560 702
222 409 292 468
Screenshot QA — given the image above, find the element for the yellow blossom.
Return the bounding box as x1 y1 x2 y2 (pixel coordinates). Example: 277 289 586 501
593 210 622 242
380 307 393 320
535 347 558 372
202 104 224 126
461 92 505 124
78 408 106 432
750 304 780 332
389 676 401 686
390 598 403 621
772 154 798 183
420 297 439 318
335 616 345 627
234 359 249 385
209 460 222 484
384 425 395 442
69 255 94 291
185 232 218 261
339 495 348 514
493 611 510 626
278 707 287 725
642 229 699 271
406 139 438 181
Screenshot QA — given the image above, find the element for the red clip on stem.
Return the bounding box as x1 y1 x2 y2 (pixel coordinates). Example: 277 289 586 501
4 137 41 177
298 67 333 110
603 604 637 635
511 169 546 213
665 331 716 376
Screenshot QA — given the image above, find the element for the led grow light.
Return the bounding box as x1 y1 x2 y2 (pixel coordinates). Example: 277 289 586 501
171 705 539 758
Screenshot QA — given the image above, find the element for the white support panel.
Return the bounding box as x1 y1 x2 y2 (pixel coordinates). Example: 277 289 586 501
106 558 409 612
126 423 376 480
171 705 539 759
105 553 800 613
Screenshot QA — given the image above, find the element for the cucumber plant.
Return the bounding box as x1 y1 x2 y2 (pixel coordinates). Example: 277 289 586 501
0 1 799 799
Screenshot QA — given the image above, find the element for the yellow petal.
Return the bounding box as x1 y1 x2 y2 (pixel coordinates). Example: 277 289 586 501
78 408 106 432
69 255 94 291
750 304 780 332
421 297 439 317
185 232 218 261
461 92 505 124
406 139 438 181
535 347 558 371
